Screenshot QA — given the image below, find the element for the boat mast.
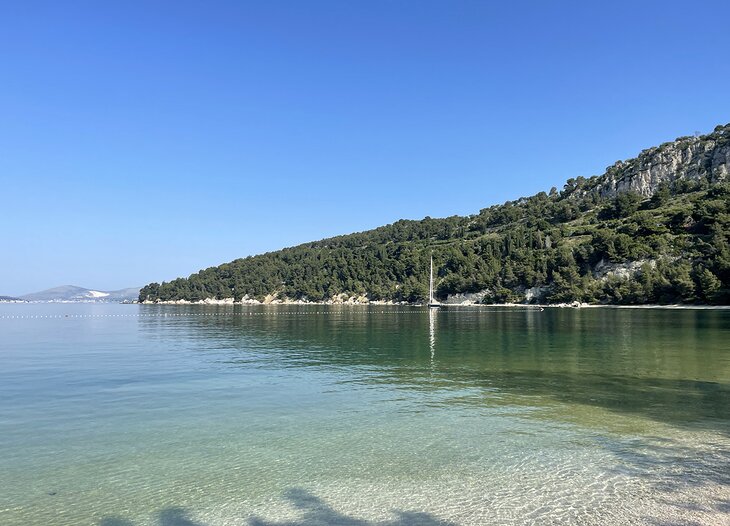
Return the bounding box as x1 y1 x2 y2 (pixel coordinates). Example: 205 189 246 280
429 255 434 304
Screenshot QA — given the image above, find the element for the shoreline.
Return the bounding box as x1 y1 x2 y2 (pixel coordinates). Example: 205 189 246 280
138 299 730 310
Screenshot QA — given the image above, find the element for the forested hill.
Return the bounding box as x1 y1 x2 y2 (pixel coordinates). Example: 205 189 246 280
140 124 730 305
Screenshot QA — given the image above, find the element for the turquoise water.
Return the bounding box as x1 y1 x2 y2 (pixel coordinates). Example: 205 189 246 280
0 304 728 525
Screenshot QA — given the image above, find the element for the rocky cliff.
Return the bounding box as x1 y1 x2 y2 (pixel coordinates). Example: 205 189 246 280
593 124 729 198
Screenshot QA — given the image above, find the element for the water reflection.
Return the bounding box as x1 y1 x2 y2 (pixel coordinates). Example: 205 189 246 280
2 304 729 526
429 308 436 367
137 306 730 433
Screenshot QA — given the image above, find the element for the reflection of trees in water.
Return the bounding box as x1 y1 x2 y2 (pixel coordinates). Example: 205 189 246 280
99 488 457 526
115 308 730 525
137 306 730 432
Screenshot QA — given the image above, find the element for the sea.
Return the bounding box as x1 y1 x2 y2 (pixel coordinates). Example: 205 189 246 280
1 303 728 525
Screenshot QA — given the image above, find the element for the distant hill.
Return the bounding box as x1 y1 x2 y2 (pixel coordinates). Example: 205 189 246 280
0 296 23 302
20 285 141 303
140 123 730 306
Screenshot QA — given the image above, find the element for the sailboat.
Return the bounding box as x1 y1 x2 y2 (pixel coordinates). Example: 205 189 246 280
428 255 441 309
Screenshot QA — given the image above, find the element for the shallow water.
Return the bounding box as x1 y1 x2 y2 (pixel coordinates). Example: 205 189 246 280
0 304 728 525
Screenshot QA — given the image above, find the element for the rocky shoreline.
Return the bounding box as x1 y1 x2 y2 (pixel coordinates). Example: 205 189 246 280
139 297 729 309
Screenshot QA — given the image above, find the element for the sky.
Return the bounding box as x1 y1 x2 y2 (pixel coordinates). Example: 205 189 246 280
1 1 729 296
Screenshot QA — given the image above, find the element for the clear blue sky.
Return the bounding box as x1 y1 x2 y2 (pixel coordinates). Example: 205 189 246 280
2 1 728 295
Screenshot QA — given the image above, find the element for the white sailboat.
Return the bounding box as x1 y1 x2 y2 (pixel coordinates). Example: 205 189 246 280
428 255 441 308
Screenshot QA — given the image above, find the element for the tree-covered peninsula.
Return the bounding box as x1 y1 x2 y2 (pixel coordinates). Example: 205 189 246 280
140 124 730 305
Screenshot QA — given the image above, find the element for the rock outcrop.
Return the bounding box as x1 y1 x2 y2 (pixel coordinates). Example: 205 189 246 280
593 124 729 198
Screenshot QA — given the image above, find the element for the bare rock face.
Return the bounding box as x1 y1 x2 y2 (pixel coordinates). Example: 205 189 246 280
594 124 729 198
443 291 489 305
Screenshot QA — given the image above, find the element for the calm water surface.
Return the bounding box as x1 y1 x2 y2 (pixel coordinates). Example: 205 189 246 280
0 304 728 525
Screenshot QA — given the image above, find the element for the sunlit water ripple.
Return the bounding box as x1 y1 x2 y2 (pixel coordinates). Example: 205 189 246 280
0 304 728 525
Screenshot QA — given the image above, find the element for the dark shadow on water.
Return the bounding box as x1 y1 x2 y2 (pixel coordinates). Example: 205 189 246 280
98 488 459 526
248 487 457 525
604 434 730 522
609 436 730 490
100 519 135 526
159 507 208 526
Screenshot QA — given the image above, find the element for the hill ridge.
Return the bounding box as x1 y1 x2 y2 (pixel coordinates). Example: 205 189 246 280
140 123 730 305
20 285 141 302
